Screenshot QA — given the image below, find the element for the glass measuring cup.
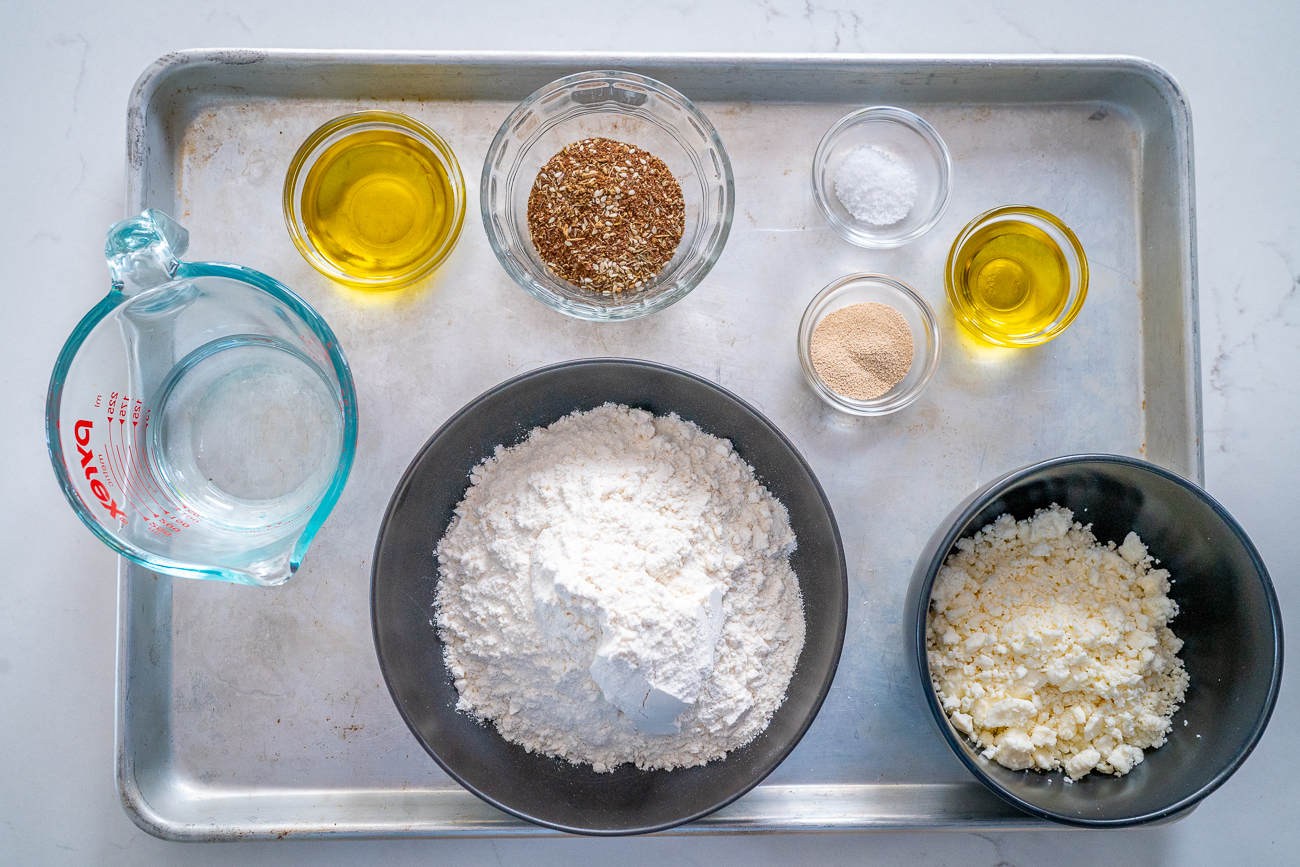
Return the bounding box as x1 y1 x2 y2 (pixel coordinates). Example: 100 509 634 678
46 210 358 586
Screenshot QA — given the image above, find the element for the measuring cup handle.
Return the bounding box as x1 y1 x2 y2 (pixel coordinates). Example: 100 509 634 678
105 209 191 294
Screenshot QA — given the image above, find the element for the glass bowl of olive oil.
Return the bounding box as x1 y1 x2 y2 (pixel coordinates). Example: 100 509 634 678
284 111 466 291
945 205 1088 347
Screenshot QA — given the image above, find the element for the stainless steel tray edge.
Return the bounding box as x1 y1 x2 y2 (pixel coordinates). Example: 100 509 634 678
117 50 1200 839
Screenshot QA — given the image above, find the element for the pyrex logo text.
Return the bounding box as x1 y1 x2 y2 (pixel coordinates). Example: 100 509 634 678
74 420 127 522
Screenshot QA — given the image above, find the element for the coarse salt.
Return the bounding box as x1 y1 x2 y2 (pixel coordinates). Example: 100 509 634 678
833 145 918 226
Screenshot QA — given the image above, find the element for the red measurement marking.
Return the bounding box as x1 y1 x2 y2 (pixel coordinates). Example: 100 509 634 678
121 425 169 517
116 416 167 512
131 417 167 510
131 444 183 525
105 418 157 519
298 334 328 367
110 440 152 518
122 415 193 529
148 514 184 535
171 500 200 521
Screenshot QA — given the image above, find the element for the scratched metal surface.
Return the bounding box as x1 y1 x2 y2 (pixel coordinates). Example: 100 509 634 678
115 51 1199 839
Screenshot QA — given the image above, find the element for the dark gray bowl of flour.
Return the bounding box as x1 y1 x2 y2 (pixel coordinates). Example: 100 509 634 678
371 358 848 835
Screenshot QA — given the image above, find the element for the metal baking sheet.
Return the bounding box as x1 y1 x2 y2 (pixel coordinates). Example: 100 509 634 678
116 50 1199 839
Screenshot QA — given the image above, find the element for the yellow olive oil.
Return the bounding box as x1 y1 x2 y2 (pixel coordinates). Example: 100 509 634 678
951 220 1071 343
300 129 456 282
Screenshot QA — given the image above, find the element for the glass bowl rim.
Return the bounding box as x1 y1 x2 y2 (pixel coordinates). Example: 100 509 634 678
943 204 1090 347
811 105 954 250
479 68 736 322
797 272 942 416
282 109 467 291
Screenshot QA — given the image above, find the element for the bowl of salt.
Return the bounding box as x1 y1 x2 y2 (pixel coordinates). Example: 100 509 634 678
812 106 952 249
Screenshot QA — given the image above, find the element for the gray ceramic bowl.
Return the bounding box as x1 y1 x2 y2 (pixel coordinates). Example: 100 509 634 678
372 359 847 835
906 455 1282 826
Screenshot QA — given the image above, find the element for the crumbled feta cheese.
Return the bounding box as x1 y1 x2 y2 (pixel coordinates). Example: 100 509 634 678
993 729 1036 770
1118 532 1148 566
1031 725 1058 748
927 505 1188 781
984 698 1036 728
1065 747 1102 779
1107 744 1145 775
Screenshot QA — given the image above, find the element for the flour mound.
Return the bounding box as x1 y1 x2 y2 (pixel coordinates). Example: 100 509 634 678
434 403 806 772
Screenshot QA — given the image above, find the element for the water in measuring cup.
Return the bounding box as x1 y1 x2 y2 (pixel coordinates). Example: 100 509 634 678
147 335 344 533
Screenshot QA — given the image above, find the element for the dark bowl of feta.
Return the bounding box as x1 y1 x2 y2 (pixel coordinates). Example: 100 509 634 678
906 454 1283 826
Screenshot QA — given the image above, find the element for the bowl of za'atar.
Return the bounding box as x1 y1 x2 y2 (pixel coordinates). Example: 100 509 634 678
480 70 734 322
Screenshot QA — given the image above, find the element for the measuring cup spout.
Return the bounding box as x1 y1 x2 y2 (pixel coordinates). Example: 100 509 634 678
106 209 191 295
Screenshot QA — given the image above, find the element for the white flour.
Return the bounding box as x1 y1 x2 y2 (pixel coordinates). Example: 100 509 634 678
434 403 806 772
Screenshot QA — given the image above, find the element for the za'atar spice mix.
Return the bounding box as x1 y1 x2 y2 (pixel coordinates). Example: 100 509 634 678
527 137 685 293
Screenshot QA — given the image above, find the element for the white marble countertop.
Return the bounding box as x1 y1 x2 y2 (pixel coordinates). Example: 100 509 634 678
3 1 1296 864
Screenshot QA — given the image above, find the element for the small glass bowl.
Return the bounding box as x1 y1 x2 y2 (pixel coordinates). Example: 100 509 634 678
798 273 941 416
283 111 466 290
481 70 735 321
812 106 952 249
945 205 1089 347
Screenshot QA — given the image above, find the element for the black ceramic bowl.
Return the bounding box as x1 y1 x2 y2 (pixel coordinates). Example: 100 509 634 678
906 455 1282 826
372 359 848 835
